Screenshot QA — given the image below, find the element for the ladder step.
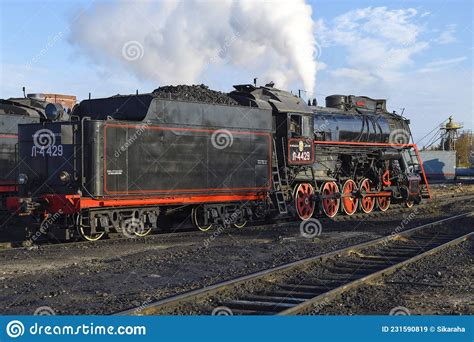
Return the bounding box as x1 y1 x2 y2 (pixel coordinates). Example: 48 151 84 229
272 139 289 215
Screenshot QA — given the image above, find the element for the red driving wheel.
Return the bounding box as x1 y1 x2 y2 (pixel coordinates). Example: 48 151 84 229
321 181 340 218
359 178 375 213
377 196 390 212
341 179 358 215
294 183 315 220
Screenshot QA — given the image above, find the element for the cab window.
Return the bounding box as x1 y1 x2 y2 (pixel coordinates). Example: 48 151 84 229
289 114 312 138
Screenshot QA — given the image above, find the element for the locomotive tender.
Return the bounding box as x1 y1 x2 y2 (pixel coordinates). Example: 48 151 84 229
7 84 431 240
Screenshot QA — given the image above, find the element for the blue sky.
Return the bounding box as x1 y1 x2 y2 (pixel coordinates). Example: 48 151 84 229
0 0 472 143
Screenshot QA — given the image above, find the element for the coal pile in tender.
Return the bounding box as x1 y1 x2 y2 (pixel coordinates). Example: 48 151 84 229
153 84 239 106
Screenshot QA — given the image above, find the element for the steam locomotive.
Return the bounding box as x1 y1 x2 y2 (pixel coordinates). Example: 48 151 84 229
7 84 430 241
0 93 75 212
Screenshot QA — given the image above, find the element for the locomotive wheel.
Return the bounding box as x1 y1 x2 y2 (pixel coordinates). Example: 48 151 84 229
341 179 358 216
377 196 391 212
321 181 340 218
359 178 375 214
233 220 247 229
191 206 213 231
79 227 105 241
405 200 414 208
134 227 152 237
294 183 315 221
76 215 105 241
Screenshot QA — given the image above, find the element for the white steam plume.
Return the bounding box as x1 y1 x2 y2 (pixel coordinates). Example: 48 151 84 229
69 0 317 92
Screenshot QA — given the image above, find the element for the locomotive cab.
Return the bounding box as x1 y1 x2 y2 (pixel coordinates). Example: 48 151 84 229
285 113 314 165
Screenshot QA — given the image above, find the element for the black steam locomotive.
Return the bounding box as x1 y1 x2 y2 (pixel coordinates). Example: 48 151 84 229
0 94 74 212
7 84 430 240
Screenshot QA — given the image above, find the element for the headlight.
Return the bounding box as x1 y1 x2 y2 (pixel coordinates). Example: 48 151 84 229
59 171 71 184
18 173 28 185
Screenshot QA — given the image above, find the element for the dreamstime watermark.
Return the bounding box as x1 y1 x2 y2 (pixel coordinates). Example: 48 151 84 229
33 128 56 149
211 129 233 150
26 31 63 70
205 31 241 68
211 306 233 316
314 119 330 139
27 210 63 244
315 40 322 59
121 218 146 238
309 298 331 315
34 306 56 316
133 298 154 315
300 218 323 238
5 320 146 338
122 40 144 61
382 207 420 245
6 320 24 338
389 306 411 316
203 225 226 248
203 209 242 248
389 128 411 145
315 119 330 132
114 120 151 158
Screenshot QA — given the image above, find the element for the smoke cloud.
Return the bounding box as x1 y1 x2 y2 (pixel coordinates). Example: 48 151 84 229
69 0 317 92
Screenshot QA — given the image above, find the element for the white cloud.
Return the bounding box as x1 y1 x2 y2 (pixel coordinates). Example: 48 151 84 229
436 24 457 44
68 0 318 93
316 6 429 84
418 56 467 73
314 6 473 140
331 68 377 85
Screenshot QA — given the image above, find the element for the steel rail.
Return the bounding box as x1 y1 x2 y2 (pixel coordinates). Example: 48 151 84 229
117 211 473 315
279 231 473 315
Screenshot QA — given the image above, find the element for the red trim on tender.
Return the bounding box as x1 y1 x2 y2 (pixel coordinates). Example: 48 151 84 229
0 134 17 139
35 193 268 214
0 185 17 193
6 197 20 212
103 123 272 195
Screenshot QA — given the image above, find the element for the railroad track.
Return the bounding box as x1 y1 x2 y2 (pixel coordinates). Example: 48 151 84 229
1 191 473 250
118 211 473 315
332 191 474 222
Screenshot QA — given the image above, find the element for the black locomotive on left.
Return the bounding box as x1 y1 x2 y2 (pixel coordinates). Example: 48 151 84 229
0 93 75 212
7 84 430 241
